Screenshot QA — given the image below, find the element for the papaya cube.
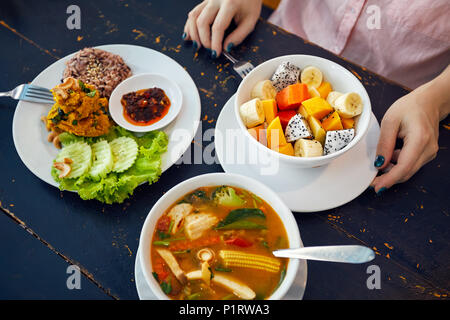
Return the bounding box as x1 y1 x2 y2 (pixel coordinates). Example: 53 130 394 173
321 111 343 131
301 97 334 120
276 83 310 111
275 143 294 156
267 116 287 149
341 117 355 129
277 110 297 130
248 124 267 147
317 82 332 99
261 99 277 124
248 128 258 140
307 116 326 145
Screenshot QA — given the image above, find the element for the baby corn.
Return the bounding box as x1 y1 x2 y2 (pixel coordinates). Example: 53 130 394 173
219 250 281 273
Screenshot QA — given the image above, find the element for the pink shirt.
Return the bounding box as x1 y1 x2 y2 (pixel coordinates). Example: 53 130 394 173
269 0 450 89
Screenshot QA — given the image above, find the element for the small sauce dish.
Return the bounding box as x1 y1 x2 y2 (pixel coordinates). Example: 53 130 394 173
109 73 182 132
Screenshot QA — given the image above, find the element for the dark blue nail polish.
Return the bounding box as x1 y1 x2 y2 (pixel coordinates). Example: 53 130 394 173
376 187 387 195
226 42 234 52
374 155 385 168
211 50 217 59
193 41 198 50
182 32 187 40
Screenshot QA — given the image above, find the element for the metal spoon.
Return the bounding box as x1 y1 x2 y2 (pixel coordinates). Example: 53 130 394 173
273 245 375 264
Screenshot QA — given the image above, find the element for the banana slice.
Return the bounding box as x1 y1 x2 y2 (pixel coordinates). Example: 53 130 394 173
294 139 323 157
333 92 363 118
300 66 323 88
239 98 265 128
326 91 343 107
308 86 321 98
251 80 277 100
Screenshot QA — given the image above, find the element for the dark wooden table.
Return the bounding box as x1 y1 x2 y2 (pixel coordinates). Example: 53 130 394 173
0 0 448 300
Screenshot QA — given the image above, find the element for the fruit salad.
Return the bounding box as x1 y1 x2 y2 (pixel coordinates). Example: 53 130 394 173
239 61 363 157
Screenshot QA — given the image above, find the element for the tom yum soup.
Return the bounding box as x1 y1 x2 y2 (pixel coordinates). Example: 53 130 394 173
150 186 289 300
121 87 170 126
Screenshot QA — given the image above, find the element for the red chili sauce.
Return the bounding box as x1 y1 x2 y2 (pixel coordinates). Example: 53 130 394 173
121 87 170 126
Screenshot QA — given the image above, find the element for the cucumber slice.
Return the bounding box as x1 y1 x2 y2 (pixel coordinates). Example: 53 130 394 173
89 140 113 180
110 136 139 173
55 141 92 179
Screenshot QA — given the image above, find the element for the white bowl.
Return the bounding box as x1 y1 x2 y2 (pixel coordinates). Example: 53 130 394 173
138 172 301 300
109 73 182 132
235 55 372 168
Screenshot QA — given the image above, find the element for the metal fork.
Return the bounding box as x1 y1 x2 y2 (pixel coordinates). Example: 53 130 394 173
0 84 54 104
222 51 254 79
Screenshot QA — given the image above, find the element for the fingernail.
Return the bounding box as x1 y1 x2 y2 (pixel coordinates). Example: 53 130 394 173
211 50 217 59
376 187 387 195
226 42 234 52
192 41 198 51
181 32 187 40
374 155 385 168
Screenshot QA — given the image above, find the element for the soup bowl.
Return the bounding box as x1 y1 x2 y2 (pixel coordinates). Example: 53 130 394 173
235 54 372 168
138 172 301 300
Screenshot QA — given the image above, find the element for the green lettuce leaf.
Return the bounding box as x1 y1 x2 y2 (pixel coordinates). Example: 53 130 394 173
52 127 168 204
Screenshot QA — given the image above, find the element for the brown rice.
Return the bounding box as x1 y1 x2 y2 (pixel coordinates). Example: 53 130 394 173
63 47 132 98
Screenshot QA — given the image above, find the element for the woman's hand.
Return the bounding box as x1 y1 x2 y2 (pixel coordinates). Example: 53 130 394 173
371 66 450 193
182 0 262 57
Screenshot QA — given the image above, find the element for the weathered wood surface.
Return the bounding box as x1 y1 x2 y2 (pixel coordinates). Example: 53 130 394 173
0 0 448 299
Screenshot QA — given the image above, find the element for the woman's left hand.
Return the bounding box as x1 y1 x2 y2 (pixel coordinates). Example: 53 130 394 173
371 88 440 193
371 65 450 193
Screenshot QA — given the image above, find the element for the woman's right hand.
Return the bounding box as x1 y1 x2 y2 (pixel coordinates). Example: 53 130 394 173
183 0 262 57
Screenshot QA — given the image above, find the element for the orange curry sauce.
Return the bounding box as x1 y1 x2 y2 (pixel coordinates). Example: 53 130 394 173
121 87 170 126
150 186 289 300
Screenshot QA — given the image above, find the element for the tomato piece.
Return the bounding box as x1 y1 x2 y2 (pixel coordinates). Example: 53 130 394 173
157 270 169 281
157 215 171 232
225 237 253 247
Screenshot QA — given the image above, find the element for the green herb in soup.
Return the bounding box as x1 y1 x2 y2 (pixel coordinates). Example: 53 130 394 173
150 186 289 300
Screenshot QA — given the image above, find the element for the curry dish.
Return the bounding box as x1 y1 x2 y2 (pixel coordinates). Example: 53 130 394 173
150 186 289 300
45 77 112 137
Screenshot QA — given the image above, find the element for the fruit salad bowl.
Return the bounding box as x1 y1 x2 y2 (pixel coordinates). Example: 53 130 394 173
234 55 372 168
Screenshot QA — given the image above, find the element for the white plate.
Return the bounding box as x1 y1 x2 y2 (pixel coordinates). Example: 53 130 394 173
134 245 307 300
109 73 183 132
215 94 380 213
12 44 201 188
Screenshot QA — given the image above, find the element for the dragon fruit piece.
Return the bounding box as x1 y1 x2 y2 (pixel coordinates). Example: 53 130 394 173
285 114 312 143
323 129 355 155
271 61 301 91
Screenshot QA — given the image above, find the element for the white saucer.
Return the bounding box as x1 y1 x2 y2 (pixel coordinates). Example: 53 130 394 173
109 73 183 132
215 94 380 213
134 245 307 300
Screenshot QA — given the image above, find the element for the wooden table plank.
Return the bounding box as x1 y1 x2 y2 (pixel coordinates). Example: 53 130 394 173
0 0 448 299
0 208 111 299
